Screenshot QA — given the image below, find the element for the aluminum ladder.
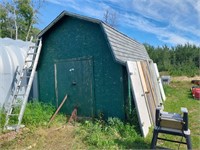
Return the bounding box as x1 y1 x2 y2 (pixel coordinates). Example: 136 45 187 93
3 38 42 131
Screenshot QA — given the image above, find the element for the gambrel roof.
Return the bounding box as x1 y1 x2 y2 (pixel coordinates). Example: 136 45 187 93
38 11 150 64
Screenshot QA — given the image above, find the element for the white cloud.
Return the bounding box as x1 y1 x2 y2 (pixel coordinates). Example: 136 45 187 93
45 0 200 46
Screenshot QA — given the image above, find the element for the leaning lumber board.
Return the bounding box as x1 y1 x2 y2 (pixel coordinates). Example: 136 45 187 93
126 61 152 137
140 61 156 124
137 61 148 93
153 63 166 101
136 61 152 124
48 94 68 125
147 61 162 104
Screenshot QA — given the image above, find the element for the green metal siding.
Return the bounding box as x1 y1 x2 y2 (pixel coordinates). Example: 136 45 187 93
37 16 127 119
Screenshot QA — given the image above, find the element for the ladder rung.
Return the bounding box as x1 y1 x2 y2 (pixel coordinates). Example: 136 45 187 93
27 53 37 55
5 124 25 131
11 103 22 107
22 67 32 71
21 76 30 79
26 67 33 70
25 60 34 62
29 45 38 49
14 93 24 96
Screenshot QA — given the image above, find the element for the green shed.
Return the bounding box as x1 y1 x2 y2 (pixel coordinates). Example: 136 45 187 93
37 11 150 120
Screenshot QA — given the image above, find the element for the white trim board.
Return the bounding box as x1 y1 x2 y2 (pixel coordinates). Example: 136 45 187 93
153 63 166 101
126 61 152 137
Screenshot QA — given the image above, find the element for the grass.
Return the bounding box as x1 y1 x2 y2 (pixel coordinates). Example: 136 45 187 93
76 118 149 149
0 81 200 149
0 109 6 132
22 101 58 128
76 81 200 149
157 81 200 149
0 101 66 132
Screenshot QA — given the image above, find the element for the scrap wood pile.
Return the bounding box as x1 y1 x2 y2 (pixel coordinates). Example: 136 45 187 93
127 60 165 137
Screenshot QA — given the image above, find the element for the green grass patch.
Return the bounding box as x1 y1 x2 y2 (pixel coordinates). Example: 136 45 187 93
0 109 6 132
76 118 150 149
22 101 66 128
159 81 200 149
0 101 66 132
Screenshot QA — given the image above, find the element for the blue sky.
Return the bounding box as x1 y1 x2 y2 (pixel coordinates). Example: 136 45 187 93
37 0 200 46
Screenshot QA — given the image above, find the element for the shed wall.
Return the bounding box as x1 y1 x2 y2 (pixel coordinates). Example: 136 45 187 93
37 16 127 119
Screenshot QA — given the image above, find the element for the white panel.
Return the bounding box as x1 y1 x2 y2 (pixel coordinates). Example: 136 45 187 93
153 63 166 101
126 61 152 137
0 38 34 108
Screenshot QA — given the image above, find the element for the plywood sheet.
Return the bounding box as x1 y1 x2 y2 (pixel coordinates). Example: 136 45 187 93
126 61 151 137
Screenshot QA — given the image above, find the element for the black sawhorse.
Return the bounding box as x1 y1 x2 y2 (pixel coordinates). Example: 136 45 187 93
151 107 192 149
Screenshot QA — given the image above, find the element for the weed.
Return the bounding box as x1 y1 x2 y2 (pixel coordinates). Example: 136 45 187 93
0 109 6 132
76 117 149 149
22 101 56 128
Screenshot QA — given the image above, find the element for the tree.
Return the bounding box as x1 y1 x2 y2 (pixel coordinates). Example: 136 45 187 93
103 9 118 28
0 0 43 41
0 3 8 37
145 43 200 76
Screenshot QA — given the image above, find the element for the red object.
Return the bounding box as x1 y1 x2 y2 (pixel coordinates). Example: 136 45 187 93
191 80 200 85
194 91 200 99
192 88 200 100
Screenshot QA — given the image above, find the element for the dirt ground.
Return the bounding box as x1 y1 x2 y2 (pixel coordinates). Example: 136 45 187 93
171 76 200 81
0 124 85 150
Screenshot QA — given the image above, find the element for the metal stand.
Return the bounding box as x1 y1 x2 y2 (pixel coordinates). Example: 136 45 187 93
151 107 192 149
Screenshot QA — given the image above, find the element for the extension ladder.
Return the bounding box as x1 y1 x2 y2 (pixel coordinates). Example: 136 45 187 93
3 38 42 131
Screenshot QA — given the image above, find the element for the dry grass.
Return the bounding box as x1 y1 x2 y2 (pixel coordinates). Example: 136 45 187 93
0 124 86 150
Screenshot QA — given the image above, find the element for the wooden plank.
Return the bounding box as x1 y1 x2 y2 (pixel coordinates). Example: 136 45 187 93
48 94 68 126
126 61 151 137
140 61 157 124
153 63 166 101
141 61 157 107
137 62 148 93
137 61 152 124
144 61 160 106
147 61 162 105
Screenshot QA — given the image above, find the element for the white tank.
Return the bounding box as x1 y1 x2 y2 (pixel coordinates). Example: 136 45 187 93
0 38 34 108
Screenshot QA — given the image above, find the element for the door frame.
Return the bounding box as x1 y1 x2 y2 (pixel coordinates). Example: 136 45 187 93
54 56 95 117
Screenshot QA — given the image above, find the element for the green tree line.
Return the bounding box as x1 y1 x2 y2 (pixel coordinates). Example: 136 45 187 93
145 43 200 76
0 0 43 41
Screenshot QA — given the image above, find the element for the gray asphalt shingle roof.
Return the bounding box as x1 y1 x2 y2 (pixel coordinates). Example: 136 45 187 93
38 11 150 64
